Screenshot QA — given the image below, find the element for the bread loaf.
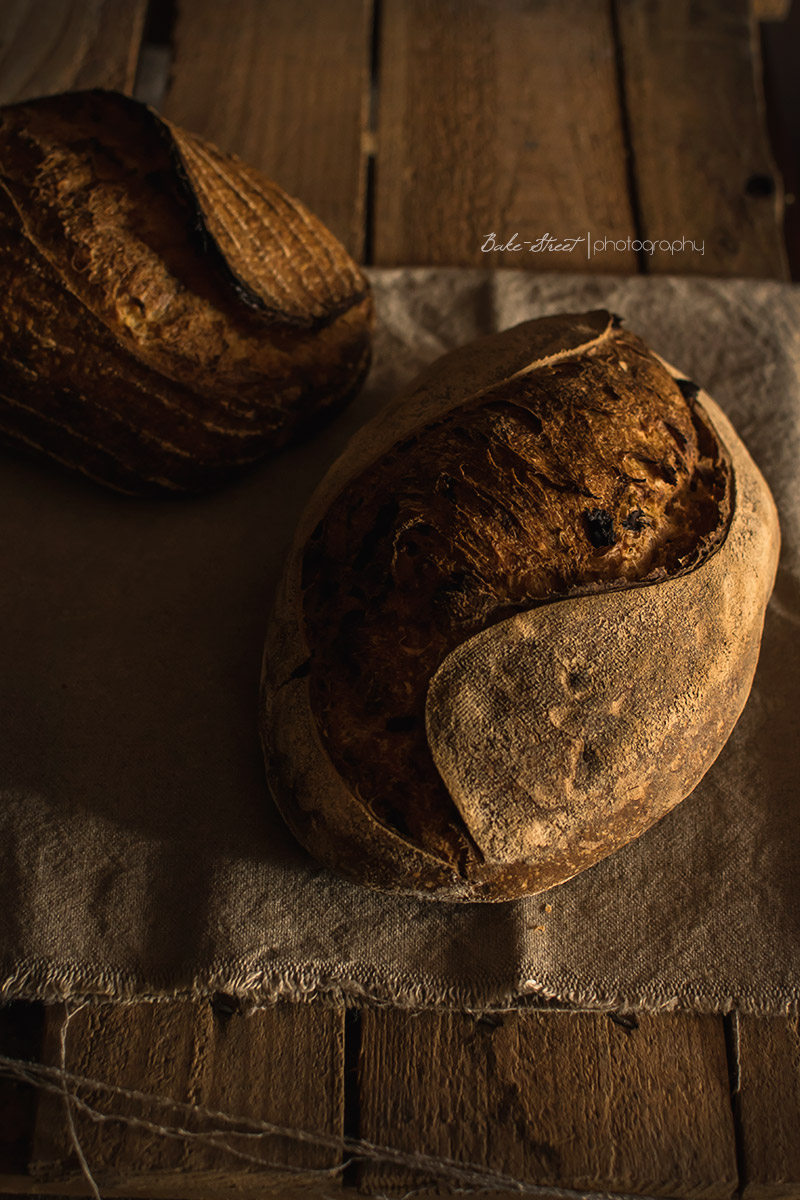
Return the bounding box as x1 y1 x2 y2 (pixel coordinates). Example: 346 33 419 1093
0 90 373 494
261 310 780 901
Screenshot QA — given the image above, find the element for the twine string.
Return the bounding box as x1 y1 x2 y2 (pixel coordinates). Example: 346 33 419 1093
59 1004 101 1200
0 1047 679 1200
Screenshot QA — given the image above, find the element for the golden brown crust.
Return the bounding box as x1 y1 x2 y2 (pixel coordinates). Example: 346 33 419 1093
0 89 373 494
260 311 780 902
301 329 731 870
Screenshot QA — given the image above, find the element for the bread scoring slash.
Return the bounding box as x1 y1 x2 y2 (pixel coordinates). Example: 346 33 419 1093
261 310 780 902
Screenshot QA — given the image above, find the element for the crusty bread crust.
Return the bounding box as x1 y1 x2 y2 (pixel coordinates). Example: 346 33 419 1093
0 90 373 494
260 311 780 901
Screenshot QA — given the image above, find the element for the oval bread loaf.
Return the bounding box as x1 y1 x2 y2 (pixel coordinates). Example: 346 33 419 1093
0 90 373 494
260 310 780 902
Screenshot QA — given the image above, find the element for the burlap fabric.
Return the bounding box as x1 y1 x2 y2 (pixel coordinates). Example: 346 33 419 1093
1 269 798 1013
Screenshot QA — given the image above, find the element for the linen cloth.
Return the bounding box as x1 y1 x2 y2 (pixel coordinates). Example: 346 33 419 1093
1 269 798 1013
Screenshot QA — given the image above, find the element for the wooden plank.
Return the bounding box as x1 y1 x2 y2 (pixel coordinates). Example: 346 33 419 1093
760 0 800 279
616 0 789 278
160 0 372 261
752 0 791 21
357 1009 738 1198
374 0 637 272
15 1001 344 1198
0 0 147 105
737 1014 800 1200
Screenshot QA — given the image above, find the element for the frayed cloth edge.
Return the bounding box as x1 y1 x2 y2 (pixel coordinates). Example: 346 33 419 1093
2 957 798 1017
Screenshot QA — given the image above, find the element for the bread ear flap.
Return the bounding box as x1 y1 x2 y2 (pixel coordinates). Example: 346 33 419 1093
425 389 779 891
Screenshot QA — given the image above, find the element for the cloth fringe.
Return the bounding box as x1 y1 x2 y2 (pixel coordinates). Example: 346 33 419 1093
2 957 799 1016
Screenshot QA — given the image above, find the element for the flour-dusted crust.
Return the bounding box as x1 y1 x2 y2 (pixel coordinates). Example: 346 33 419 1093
260 311 780 901
0 90 373 494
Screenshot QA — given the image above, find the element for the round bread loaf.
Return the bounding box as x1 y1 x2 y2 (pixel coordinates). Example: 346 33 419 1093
261 310 780 902
0 90 373 494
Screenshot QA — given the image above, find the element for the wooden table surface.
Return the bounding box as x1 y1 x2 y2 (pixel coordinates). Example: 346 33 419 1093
0 1 799 1197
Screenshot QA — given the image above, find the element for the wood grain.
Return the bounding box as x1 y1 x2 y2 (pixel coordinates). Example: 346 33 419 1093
20 1001 344 1198
161 0 372 261
0 0 146 105
616 0 789 278
374 0 637 271
357 1009 738 1198
737 1013 800 1199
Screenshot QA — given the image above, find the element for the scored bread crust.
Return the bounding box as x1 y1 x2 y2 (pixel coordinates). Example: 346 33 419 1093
0 90 373 494
260 310 780 902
